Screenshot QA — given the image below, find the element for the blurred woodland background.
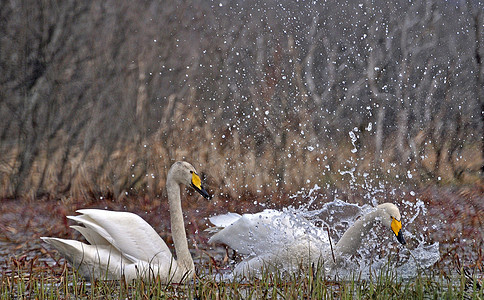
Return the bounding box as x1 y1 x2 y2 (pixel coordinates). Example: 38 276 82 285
1 0 483 201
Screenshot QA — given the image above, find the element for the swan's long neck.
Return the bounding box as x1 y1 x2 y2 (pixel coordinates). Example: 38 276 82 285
166 177 194 275
333 210 381 258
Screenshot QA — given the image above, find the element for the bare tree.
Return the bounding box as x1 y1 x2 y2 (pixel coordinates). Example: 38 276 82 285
0 0 482 199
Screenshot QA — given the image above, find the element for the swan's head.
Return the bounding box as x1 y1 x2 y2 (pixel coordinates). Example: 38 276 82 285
168 161 211 199
377 203 406 245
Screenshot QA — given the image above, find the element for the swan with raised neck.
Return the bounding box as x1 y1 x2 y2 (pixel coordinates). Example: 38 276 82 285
209 202 406 277
41 161 210 282
166 161 210 277
334 202 405 258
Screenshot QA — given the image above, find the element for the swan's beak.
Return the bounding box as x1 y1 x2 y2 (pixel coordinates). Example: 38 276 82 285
391 217 406 245
191 172 211 199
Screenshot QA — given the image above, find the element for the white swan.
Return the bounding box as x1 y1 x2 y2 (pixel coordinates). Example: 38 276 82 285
208 203 406 277
41 161 210 282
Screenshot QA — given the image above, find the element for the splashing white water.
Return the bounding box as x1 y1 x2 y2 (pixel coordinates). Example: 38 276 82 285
286 185 440 280
209 183 440 281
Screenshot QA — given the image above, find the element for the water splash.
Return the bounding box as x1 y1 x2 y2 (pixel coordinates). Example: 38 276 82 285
210 131 441 281
349 129 358 153
286 185 440 280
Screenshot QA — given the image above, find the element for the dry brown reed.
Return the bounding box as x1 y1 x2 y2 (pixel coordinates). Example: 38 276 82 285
0 101 481 202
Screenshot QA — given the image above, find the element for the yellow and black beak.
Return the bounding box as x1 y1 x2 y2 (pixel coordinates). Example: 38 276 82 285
391 217 406 245
191 172 211 199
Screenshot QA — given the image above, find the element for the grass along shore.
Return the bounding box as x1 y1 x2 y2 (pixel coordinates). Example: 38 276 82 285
1 254 483 299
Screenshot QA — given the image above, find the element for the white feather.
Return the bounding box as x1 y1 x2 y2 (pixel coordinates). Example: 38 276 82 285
42 161 209 282
208 203 406 277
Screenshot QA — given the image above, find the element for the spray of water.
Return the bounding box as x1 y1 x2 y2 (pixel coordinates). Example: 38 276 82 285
211 131 440 280
284 182 440 280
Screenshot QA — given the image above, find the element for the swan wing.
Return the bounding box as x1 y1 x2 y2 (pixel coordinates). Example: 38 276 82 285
42 236 182 282
71 225 110 246
72 209 173 264
209 212 242 227
209 210 291 256
41 237 136 280
209 209 329 257
206 212 242 234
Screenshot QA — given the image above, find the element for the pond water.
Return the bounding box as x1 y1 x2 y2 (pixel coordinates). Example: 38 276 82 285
1 185 482 284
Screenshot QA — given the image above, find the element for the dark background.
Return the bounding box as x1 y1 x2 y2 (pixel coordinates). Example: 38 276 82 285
1 0 483 200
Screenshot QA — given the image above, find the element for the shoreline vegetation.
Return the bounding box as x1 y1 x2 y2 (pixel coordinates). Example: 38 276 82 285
1 136 482 202
1 1 483 201
1 252 483 299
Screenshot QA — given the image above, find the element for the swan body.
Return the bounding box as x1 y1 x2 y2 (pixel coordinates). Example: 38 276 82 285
209 203 406 277
42 161 210 282
209 209 328 257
